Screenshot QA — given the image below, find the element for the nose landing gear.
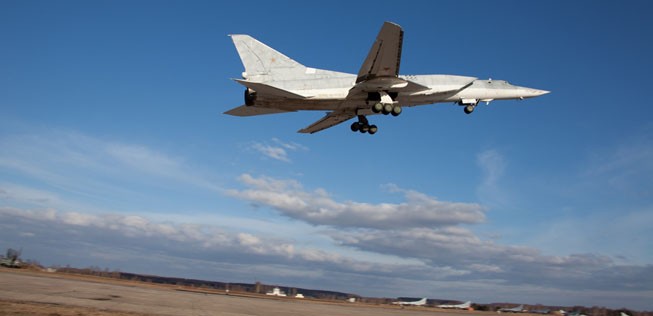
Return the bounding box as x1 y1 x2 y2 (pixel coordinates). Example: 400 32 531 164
458 99 479 114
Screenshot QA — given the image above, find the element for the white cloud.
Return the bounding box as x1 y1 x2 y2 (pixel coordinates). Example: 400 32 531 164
583 135 653 195
477 149 505 187
251 142 290 162
0 130 222 209
223 173 653 300
272 138 308 151
475 149 512 209
227 174 485 229
248 138 308 162
0 207 408 274
328 226 653 293
0 183 64 207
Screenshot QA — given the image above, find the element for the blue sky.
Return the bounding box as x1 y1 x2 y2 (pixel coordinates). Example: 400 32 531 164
2 0 653 310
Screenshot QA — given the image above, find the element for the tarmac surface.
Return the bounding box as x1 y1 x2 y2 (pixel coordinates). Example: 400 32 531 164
0 269 482 316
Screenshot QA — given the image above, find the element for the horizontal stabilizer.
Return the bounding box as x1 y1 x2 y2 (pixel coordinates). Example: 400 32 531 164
234 79 310 99
224 105 296 117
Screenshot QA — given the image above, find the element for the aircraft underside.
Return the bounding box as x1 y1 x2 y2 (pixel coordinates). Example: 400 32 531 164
249 90 469 135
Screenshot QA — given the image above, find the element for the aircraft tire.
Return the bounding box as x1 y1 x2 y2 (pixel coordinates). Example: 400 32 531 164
383 104 393 115
391 106 402 116
360 124 369 133
464 105 475 114
372 103 383 113
369 125 378 134
351 122 360 132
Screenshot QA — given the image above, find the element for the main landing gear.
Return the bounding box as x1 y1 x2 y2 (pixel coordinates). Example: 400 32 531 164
371 91 402 116
350 115 378 135
353 91 402 135
358 102 400 135
371 102 402 116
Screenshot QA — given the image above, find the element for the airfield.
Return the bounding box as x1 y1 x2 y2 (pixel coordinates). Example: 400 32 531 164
0 269 503 316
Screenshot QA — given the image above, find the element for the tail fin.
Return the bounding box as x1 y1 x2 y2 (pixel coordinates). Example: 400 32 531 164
230 34 306 80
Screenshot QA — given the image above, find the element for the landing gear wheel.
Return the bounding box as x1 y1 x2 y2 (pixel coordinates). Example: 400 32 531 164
372 103 383 113
464 105 475 114
352 115 377 135
391 106 402 116
382 104 393 115
350 122 360 132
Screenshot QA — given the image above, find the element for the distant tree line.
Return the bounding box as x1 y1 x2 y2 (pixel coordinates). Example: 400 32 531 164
52 266 358 301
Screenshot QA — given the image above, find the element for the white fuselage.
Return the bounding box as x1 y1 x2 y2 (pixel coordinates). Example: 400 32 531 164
252 72 547 112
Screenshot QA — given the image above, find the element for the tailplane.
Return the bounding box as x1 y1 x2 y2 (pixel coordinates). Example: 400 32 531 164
230 34 306 80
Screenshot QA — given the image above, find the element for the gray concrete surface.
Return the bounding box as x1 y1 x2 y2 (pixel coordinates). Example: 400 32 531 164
0 270 471 316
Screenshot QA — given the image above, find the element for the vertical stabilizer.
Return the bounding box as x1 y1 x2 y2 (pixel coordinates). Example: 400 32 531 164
230 35 306 80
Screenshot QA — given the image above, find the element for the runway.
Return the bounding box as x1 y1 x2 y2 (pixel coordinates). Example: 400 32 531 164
0 269 480 316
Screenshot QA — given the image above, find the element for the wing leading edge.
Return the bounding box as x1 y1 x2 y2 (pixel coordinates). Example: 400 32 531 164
298 111 356 134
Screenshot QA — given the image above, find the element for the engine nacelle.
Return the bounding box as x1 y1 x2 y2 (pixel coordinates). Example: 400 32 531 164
244 88 257 106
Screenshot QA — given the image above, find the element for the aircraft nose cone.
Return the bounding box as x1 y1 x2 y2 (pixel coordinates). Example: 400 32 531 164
530 89 550 96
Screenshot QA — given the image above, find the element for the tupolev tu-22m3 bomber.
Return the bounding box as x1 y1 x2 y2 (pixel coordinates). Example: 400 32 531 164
225 22 549 135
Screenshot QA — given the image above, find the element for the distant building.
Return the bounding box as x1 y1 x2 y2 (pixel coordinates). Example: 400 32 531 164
266 287 287 297
348 298 356 303
295 293 304 299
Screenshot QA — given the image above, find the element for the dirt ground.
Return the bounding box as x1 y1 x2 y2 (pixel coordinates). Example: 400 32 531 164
0 269 493 316
0 299 153 316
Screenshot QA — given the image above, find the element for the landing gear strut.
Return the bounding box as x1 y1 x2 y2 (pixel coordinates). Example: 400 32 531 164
350 115 378 135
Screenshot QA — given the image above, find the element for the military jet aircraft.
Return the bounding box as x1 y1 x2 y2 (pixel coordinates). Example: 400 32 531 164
438 301 472 309
225 22 549 135
499 304 526 313
392 298 427 306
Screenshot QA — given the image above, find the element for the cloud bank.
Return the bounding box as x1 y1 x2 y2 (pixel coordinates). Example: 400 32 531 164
1 129 652 310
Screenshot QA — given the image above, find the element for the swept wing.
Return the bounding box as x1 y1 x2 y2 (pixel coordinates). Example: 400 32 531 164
298 110 356 134
357 22 403 82
224 105 296 117
300 22 410 133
